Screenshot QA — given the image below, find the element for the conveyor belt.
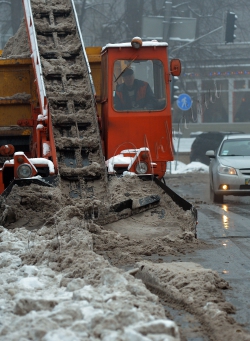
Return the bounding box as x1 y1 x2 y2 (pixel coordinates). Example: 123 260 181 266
25 0 108 205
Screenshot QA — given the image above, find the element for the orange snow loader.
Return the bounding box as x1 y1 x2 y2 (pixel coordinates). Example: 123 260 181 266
0 0 197 230
86 42 180 180
96 38 179 180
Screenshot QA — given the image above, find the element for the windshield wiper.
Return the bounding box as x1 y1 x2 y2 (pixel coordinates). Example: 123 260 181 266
114 56 138 83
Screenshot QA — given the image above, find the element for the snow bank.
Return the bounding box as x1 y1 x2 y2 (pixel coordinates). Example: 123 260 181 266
167 161 209 174
0 226 180 341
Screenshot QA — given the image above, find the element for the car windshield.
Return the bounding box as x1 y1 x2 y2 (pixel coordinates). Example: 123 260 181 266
219 139 250 156
113 59 166 112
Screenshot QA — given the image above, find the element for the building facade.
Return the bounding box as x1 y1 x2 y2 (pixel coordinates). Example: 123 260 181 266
169 0 250 135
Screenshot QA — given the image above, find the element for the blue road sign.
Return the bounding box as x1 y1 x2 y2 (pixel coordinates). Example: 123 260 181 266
177 93 192 111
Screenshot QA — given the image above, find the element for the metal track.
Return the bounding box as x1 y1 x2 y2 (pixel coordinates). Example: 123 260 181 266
26 0 108 205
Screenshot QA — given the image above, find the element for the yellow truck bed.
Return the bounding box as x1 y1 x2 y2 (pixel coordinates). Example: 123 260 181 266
0 58 38 127
0 49 101 126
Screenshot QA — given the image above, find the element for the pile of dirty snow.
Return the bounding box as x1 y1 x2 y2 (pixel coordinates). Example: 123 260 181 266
0 226 180 341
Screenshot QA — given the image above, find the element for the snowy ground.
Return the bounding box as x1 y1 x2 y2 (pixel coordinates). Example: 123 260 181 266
166 160 209 175
0 162 200 341
1 162 249 341
0 223 179 341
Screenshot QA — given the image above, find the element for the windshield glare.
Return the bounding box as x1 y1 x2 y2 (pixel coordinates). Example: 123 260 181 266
113 59 166 112
220 139 250 156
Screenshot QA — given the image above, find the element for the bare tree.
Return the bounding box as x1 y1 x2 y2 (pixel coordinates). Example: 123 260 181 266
75 0 127 46
0 0 12 48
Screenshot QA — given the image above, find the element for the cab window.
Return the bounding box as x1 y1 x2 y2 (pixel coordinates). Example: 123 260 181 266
113 59 166 112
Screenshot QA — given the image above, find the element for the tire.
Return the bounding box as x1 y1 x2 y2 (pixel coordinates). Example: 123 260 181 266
210 184 223 203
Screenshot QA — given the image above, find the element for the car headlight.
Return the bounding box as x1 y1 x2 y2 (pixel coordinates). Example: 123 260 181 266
135 162 148 174
218 164 237 175
17 164 33 178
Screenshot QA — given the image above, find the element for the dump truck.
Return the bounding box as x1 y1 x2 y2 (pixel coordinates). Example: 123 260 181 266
0 0 197 229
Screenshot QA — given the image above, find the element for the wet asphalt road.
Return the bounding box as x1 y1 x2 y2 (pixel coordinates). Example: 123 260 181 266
166 176 250 332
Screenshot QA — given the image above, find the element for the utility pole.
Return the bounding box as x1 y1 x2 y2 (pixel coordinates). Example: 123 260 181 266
125 0 144 39
163 1 172 42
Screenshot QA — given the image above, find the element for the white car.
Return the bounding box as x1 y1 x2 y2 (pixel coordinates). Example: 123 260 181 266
206 134 250 203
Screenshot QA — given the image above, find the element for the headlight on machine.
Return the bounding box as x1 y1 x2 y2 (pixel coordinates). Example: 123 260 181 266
17 164 33 178
135 161 148 174
218 164 237 175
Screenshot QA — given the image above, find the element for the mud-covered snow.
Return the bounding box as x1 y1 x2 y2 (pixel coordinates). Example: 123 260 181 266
0 222 179 341
1 164 250 341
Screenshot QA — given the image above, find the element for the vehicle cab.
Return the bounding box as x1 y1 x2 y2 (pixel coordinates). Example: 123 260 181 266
100 37 181 178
